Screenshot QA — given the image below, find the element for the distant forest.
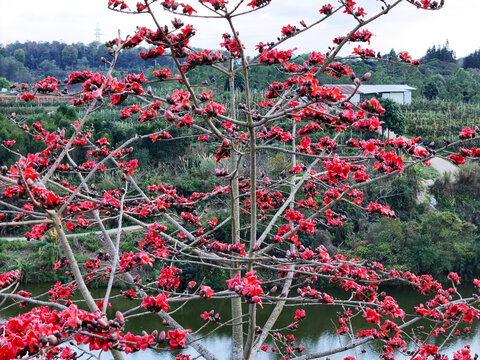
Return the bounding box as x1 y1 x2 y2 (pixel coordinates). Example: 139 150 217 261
0 41 175 83
1 40 480 103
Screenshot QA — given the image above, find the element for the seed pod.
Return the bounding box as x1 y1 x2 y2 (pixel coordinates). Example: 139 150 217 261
47 335 58 345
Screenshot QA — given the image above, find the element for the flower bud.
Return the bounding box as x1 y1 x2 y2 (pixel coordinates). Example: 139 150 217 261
116 311 125 324
361 72 371 81
158 331 166 343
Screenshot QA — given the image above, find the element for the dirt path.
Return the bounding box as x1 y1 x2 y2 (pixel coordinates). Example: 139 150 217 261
382 130 458 177
382 130 457 205
428 156 458 176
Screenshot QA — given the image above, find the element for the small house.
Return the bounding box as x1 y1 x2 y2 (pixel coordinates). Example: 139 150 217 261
328 84 416 105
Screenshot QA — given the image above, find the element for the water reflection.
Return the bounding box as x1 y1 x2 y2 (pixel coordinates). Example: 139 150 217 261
1 284 478 359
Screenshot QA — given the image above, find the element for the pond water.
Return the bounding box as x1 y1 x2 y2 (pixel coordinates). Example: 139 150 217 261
1 284 478 359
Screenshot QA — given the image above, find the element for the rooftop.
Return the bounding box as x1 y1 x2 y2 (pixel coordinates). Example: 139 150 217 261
358 85 416 94
325 84 416 94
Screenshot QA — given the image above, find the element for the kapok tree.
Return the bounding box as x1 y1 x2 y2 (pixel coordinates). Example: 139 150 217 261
1 1 479 360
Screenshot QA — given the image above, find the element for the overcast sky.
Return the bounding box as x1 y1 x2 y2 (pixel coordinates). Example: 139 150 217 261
0 0 478 59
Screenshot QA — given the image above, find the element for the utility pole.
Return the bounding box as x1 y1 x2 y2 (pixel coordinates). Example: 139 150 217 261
94 23 102 43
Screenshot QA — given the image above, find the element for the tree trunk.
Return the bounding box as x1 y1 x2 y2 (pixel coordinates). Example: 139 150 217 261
229 66 244 360
49 210 125 360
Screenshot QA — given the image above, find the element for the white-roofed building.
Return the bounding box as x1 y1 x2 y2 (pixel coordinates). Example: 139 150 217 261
327 84 416 105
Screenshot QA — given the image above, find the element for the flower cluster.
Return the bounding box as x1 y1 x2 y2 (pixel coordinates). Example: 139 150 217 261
142 293 170 313
0 270 21 288
227 271 264 307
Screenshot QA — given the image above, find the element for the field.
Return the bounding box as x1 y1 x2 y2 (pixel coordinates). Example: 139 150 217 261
404 99 480 144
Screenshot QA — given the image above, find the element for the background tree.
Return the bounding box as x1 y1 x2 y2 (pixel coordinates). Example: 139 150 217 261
13 48 25 64
423 77 439 100
61 44 78 69
0 77 10 90
464 49 480 69
447 68 477 103
423 41 456 63
38 59 63 78
379 97 407 135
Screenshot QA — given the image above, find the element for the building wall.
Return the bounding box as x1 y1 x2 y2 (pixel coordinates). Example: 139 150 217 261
381 92 404 104
343 91 412 105
403 91 412 104
350 94 361 104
